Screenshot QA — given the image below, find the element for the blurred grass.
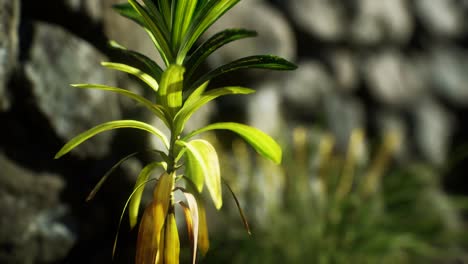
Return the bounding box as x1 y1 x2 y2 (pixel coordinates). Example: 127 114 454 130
197 127 467 264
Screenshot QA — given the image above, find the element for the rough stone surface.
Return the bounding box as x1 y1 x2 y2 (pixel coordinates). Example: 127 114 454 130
363 50 426 107
415 0 465 37
248 82 282 137
351 0 413 44
0 0 19 111
0 153 75 264
288 0 346 41
24 22 120 158
65 0 104 22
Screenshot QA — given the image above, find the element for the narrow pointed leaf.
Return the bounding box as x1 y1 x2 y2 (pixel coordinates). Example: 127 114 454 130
184 122 282 164
172 0 197 50
128 0 173 64
190 55 297 90
223 180 251 235
179 139 222 209
112 3 144 26
109 40 164 81
113 178 156 259
135 200 162 264
164 212 180 264
86 151 140 202
183 81 209 106
158 64 185 116
129 162 167 229
185 28 257 81
197 194 210 255
181 191 199 264
178 0 240 62
101 62 159 92
175 86 254 134
55 120 170 159
71 84 169 126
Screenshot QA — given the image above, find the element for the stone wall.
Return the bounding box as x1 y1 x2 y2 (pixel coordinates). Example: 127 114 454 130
0 0 467 263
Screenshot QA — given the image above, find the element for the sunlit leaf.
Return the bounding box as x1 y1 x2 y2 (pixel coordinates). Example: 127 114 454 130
164 212 180 264
55 120 170 159
178 0 240 62
183 81 209 106
128 0 173 64
172 0 197 50
129 162 167 229
189 55 297 90
184 122 282 164
180 191 199 264
109 40 163 81
158 64 185 116
179 140 222 209
174 86 254 134
112 3 144 26
71 84 169 127
185 28 257 81
197 194 210 255
101 62 159 92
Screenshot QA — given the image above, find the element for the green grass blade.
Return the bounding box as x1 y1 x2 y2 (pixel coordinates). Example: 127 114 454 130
184 122 282 164
178 0 241 62
109 40 164 82
174 86 254 135
55 120 170 159
71 84 170 127
129 162 167 229
101 62 159 92
184 28 257 81
113 3 145 26
189 55 297 91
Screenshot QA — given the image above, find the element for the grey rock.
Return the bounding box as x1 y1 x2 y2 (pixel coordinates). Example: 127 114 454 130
65 0 106 22
351 0 413 44
364 50 426 107
288 0 346 41
413 98 454 165
430 46 468 106
0 0 20 111
324 94 365 152
0 153 75 264
330 50 358 92
281 60 335 113
415 0 465 37
247 82 282 137
25 22 121 158
205 1 296 67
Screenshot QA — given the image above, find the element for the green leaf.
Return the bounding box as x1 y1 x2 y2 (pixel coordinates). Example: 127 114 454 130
71 84 170 127
128 0 173 64
178 0 241 63
109 40 164 81
129 162 167 229
101 62 159 92
158 64 185 116
184 122 282 164
172 0 198 50
174 86 254 135
113 178 156 259
112 3 144 26
164 212 180 264
185 28 257 82
183 81 209 105
153 0 171 28
178 139 222 209
55 120 170 159
190 55 297 90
